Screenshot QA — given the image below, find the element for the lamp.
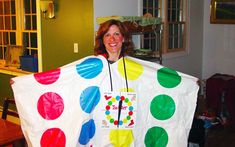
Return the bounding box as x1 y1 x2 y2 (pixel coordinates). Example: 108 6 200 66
40 0 55 19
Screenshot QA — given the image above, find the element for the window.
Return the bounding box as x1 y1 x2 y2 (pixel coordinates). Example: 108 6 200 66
0 0 17 61
0 0 38 74
23 0 38 56
143 0 187 54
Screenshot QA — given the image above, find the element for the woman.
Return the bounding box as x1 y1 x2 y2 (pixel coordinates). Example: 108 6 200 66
94 20 135 127
94 19 134 62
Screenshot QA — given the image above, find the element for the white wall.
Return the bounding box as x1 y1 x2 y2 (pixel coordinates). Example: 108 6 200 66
202 0 235 79
94 0 203 79
94 0 139 31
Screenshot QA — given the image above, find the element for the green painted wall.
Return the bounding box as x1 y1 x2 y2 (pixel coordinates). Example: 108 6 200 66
0 0 94 106
41 0 94 70
0 74 14 106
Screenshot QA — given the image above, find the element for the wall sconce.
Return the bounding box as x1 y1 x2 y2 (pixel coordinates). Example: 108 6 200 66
40 0 55 19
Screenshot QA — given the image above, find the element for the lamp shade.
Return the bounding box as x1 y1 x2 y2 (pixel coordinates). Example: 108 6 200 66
40 0 52 12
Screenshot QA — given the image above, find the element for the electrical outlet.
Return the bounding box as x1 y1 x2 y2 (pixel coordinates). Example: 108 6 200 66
74 43 78 53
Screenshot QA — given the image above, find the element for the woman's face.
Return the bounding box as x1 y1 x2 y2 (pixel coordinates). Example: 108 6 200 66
103 25 124 55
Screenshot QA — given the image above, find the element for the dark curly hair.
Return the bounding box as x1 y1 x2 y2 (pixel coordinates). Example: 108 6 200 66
94 19 134 57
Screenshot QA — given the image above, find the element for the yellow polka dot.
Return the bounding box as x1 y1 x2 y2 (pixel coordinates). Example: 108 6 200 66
111 97 116 102
123 118 127 123
119 88 135 92
118 58 144 80
110 130 134 147
128 102 132 106
107 115 111 120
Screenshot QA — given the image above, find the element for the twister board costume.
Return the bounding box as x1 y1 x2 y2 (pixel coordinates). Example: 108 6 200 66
11 55 199 147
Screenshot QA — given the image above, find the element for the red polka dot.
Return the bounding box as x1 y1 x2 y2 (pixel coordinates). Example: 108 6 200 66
120 96 125 101
40 128 66 147
106 105 110 110
128 111 133 116
34 68 61 85
114 120 118 125
37 92 64 120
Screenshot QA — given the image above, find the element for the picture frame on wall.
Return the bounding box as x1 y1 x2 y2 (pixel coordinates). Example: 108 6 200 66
210 0 235 24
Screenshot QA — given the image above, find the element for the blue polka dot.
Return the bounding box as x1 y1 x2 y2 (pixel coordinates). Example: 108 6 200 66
129 106 134 111
105 110 110 115
80 86 100 113
78 119 96 145
76 58 103 79
116 96 120 101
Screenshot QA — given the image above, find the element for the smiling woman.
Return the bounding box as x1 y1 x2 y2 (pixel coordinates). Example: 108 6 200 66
94 19 134 62
103 25 124 62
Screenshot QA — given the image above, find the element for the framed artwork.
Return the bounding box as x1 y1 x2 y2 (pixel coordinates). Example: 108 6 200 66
5 45 23 68
210 0 235 24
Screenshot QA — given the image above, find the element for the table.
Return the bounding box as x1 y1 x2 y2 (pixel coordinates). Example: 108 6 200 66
0 119 25 146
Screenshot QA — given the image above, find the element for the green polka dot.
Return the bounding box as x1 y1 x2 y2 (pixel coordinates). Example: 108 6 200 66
126 116 131 120
150 94 175 120
157 67 181 88
108 101 112 105
110 119 114 123
144 126 168 147
124 98 129 103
